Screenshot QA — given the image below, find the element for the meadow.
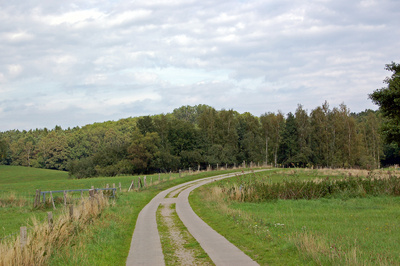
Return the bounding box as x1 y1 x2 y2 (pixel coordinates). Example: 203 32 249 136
190 169 400 265
0 165 241 265
2 166 399 265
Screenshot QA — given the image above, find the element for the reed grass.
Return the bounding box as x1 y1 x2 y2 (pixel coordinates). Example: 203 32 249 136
0 194 109 266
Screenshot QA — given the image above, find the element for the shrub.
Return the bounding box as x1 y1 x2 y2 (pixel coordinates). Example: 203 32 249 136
223 174 400 202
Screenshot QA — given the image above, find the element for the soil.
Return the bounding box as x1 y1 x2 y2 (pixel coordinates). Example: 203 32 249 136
160 203 197 265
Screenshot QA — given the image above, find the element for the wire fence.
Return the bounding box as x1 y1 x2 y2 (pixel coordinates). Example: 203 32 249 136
0 162 266 242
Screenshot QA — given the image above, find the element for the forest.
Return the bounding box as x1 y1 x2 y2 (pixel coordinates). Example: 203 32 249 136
0 101 399 178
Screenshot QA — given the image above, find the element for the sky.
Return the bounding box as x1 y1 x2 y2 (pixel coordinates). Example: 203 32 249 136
1 0 399 131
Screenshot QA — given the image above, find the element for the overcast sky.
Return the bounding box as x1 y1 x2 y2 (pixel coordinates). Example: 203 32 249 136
1 0 399 131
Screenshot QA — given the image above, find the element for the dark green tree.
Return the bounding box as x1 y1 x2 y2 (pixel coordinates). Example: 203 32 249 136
369 62 400 145
0 138 8 163
137 116 155 135
278 113 298 166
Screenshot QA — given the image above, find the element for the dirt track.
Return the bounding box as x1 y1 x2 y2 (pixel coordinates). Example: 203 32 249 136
126 171 266 266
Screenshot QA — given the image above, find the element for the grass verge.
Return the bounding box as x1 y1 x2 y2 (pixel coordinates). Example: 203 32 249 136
157 203 213 265
190 169 400 265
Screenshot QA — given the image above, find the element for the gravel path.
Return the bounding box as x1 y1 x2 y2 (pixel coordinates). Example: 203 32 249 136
126 171 266 266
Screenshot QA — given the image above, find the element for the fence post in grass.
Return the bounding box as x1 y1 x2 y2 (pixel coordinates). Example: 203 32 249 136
198 165 200 172
50 191 56 210
217 163 219 171
34 189 40 208
144 176 147 187
138 177 142 188
34 189 37 208
20 226 27 248
89 189 94 198
63 191 67 207
119 182 122 192
48 212 53 231
179 169 181 178
158 173 160 182
128 180 134 192
69 205 74 220
106 184 109 189
169 171 171 180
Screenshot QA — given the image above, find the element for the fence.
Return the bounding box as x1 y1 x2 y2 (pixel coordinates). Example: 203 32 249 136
40 188 116 202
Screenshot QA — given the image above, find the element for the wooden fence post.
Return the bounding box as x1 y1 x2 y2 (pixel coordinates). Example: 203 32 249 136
89 189 94 198
34 189 41 208
119 182 122 192
198 165 200 172
63 191 67 207
144 176 147 187
106 184 109 189
48 212 53 231
128 180 134 192
50 191 56 210
20 226 27 248
158 173 160 182
179 169 181 178
138 177 142 188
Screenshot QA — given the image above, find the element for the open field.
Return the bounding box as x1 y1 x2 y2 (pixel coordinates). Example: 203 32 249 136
0 165 245 265
2 166 399 265
191 168 400 265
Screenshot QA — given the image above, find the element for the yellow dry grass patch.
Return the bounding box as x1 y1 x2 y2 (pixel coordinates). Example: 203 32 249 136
0 195 109 266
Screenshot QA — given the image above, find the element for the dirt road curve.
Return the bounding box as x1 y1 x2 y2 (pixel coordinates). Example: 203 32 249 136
126 171 266 266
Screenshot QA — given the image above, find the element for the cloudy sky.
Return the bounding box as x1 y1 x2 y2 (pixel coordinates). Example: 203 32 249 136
1 0 399 131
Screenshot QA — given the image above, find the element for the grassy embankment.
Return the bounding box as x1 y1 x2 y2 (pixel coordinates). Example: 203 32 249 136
0 165 244 265
190 168 400 265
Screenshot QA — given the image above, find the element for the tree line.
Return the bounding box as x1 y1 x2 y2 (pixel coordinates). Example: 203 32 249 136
0 102 398 178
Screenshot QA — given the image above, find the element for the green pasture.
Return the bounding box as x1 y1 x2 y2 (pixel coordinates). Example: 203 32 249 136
0 165 184 239
191 169 400 265
0 165 245 265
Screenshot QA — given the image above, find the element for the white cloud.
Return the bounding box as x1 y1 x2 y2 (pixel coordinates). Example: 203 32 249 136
42 9 106 27
107 9 152 26
4 31 34 42
0 0 398 131
7 64 23 77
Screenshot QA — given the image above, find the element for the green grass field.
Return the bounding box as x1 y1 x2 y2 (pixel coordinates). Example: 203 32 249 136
0 165 244 265
191 169 400 265
3 166 399 265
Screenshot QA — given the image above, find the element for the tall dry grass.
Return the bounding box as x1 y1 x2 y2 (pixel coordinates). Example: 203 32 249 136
0 194 109 266
295 168 400 180
291 231 393 266
0 192 28 207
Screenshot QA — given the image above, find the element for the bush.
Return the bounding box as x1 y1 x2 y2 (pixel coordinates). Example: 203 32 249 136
223 174 400 202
